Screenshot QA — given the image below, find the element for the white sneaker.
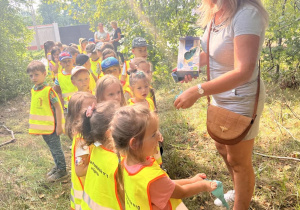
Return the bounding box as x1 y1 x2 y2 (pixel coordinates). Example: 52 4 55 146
214 190 235 206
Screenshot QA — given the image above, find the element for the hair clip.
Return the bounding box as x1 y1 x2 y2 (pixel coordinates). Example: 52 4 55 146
86 102 96 118
135 71 144 76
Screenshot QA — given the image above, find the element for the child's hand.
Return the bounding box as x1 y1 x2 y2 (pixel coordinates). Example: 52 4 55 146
56 126 63 136
158 131 164 142
191 173 207 182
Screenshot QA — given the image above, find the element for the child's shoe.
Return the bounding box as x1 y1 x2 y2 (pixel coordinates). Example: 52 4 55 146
47 169 68 182
46 166 57 177
214 190 235 207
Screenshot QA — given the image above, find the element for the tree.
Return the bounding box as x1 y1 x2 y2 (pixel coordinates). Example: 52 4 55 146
0 0 33 102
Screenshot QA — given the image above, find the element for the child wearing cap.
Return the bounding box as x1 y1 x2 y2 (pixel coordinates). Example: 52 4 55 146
27 60 67 182
65 46 80 66
86 44 102 88
101 57 131 100
71 66 91 93
78 38 88 54
53 52 78 110
76 54 98 92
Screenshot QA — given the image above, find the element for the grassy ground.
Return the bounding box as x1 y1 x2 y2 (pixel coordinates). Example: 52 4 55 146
0 76 299 209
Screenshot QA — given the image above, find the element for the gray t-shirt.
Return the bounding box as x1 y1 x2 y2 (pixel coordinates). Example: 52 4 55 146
201 3 266 116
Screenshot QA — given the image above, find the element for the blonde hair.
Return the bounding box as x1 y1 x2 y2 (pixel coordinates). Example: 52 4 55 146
95 75 127 106
110 104 157 162
65 92 96 139
111 21 118 27
199 0 268 27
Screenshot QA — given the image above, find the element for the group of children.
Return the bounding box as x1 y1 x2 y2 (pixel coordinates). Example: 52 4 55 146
27 37 219 209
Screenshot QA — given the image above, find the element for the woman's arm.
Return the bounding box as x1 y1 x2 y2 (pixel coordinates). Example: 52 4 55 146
174 34 260 109
94 32 100 43
104 33 110 42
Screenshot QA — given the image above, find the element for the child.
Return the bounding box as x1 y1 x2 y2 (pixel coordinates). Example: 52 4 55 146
76 54 98 92
78 38 88 54
86 44 101 87
49 47 62 81
65 92 97 210
44 41 55 62
71 66 91 93
65 46 80 66
95 75 126 106
27 60 67 182
132 57 157 109
111 105 217 209
128 70 155 111
56 42 63 52
54 52 78 110
102 48 117 60
80 101 123 210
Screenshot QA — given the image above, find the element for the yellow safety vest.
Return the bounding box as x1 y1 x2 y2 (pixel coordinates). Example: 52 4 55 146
123 158 187 210
128 98 155 111
49 60 62 80
89 58 101 92
29 86 64 135
122 61 133 97
81 143 123 210
78 45 87 54
57 72 78 109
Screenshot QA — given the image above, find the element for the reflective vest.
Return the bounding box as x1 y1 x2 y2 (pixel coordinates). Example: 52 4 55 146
78 45 87 54
123 158 187 210
70 134 94 210
89 58 101 92
57 72 78 109
49 60 62 80
81 143 123 210
29 86 64 135
128 98 155 111
122 61 133 97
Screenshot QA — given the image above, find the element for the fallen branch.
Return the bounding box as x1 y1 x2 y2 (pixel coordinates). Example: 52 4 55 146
253 152 300 162
0 125 16 148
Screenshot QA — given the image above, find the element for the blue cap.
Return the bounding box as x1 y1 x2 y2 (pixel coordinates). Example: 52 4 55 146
101 57 119 71
88 38 95 43
59 52 72 61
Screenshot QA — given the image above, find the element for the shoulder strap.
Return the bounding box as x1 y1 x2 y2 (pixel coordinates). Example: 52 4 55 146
206 18 260 120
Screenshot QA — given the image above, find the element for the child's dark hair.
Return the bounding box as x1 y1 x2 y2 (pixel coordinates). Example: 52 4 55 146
51 47 61 62
65 92 96 139
102 49 117 60
27 60 46 73
65 46 79 56
99 42 115 53
129 70 150 86
44 41 55 58
81 101 120 146
55 42 62 48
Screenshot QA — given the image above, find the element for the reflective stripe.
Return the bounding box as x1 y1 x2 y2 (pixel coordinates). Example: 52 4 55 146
82 192 115 210
29 124 54 131
176 202 188 210
70 194 75 203
29 114 54 121
62 92 74 98
72 185 83 199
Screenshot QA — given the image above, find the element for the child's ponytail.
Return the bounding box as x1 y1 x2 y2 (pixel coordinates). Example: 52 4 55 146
81 104 96 146
116 152 125 208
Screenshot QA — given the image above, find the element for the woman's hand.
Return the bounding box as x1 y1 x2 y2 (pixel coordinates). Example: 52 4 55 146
174 86 201 109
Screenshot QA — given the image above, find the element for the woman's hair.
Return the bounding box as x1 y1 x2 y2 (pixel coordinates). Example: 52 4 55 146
199 0 269 27
129 70 150 87
50 47 61 62
110 104 157 161
111 21 118 27
102 49 117 60
44 41 55 58
95 75 127 106
65 92 96 140
80 101 120 146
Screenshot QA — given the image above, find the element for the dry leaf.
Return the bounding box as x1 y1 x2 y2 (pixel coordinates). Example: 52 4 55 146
38 194 45 199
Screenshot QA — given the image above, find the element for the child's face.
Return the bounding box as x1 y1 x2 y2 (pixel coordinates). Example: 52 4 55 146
71 71 90 92
83 59 91 70
28 70 46 85
82 41 88 49
53 51 60 62
131 79 149 101
90 53 99 61
102 82 122 104
132 46 148 59
137 63 152 82
61 58 73 71
96 50 102 58
141 116 160 158
104 66 120 78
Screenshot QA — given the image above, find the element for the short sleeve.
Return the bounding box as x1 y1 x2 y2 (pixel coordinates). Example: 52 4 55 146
233 7 264 37
49 89 59 104
54 78 60 86
149 176 175 209
75 139 90 157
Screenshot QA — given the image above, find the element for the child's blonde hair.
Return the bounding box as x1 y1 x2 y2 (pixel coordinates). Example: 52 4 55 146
80 101 119 146
95 75 127 106
129 70 150 87
110 104 157 162
65 92 96 139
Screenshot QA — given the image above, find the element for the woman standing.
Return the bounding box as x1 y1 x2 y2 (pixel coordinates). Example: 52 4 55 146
94 22 110 43
174 0 268 209
110 21 124 63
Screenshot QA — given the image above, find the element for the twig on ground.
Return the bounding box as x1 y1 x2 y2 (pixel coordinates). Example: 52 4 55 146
0 125 16 148
253 152 300 162
285 103 300 120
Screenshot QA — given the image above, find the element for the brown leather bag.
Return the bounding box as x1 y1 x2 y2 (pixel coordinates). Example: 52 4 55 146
205 20 260 145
